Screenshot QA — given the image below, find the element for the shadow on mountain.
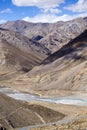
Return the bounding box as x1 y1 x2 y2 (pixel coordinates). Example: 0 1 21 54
43 30 87 64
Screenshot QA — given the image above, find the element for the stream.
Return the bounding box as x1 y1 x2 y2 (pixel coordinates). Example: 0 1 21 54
0 87 87 106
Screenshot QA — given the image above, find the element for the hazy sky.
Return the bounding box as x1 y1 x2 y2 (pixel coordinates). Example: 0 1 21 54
0 0 87 23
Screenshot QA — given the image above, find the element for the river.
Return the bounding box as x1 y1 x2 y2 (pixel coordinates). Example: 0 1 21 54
1 87 87 130
0 87 87 106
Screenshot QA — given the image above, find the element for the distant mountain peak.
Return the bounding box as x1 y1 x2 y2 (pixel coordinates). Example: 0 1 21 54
0 17 87 53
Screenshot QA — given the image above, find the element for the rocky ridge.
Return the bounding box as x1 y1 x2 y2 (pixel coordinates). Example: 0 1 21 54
0 28 49 72
0 17 87 53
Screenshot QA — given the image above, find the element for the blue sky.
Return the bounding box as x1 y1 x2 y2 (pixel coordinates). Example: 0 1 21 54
0 0 87 23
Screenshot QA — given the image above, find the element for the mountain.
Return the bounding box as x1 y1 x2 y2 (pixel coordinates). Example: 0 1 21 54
0 28 49 73
0 18 87 130
0 20 51 38
0 29 87 97
0 17 87 53
40 17 87 53
43 29 87 63
19 30 87 97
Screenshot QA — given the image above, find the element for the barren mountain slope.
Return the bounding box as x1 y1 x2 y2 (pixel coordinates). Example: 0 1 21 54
30 116 87 130
40 17 87 53
27 30 87 96
28 30 87 96
0 28 49 73
0 92 64 129
0 30 87 97
0 20 54 40
0 17 87 53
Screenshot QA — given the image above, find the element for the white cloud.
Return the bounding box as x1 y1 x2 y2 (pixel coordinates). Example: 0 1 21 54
23 14 58 23
12 0 64 9
0 8 12 14
12 0 87 23
65 0 87 12
23 12 87 23
0 19 7 24
43 8 61 14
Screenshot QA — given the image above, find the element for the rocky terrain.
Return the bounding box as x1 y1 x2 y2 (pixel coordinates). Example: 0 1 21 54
0 28 50 74
1 29 86 98
0 17 87 130
40 17 87 53
0 17 87 53
27 29 87 97
0 92 65 130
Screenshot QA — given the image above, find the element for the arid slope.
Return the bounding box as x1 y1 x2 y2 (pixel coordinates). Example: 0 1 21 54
0 28 49 74
27 30 87 96
0 30 87 97
0 92 65 129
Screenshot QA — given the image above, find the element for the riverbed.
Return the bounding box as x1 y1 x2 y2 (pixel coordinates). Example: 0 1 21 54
0 87 87 106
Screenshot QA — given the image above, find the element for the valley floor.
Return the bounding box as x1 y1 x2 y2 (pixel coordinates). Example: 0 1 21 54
1 87 87 130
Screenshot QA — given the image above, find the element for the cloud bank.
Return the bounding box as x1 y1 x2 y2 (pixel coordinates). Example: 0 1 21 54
12 0 64 9
65 0 87 12
12 0 87 23
23 12 87 23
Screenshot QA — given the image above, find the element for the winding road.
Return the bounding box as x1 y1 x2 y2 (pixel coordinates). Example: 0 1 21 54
17 114 87 130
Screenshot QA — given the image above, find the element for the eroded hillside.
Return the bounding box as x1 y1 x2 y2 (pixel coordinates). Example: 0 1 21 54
0 28 50 74
0 30 87 97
